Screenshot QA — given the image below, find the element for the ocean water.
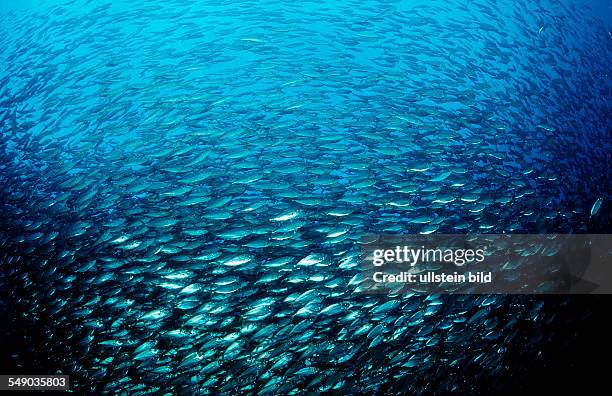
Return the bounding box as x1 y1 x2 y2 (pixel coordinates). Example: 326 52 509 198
0 0 610 394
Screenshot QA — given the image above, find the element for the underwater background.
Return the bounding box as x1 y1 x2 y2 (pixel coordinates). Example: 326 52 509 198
0 0 610 394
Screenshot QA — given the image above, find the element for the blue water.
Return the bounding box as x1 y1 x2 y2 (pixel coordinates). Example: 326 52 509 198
576 0 612 24
0 0 610 394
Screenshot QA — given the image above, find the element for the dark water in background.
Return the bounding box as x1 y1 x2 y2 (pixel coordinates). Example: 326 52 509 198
0 0 610 394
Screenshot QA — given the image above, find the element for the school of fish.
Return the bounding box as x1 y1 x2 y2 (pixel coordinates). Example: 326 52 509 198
0 0 610 394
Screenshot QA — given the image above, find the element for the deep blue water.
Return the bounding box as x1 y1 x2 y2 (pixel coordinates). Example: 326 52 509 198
0 0 610 394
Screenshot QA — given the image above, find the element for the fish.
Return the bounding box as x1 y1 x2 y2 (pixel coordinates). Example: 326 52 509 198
590 197 603 218
0 0 610 394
